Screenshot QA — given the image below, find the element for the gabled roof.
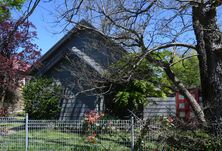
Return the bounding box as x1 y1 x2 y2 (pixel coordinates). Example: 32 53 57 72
38 20 95 64
31 20 126 75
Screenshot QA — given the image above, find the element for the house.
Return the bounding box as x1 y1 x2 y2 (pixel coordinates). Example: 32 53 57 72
31 20 126 120
31 20 197 121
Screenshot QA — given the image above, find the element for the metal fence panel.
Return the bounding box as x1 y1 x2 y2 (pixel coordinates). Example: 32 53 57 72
0 116 166 151
0 117 26 151
0 117 134 151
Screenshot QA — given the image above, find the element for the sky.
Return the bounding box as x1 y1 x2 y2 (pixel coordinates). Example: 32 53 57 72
29 1 66 55
12 1 222 56
13 1 66 55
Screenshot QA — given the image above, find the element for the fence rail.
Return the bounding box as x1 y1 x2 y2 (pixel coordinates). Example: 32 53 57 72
0 115 165 151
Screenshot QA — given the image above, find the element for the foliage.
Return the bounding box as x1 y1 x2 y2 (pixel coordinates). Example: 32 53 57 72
84 110 104 126
114 80 165 110
172 54 200 88
82 111 104 145
106 54 166 118
110 53 162 82
23 78 61 119
164 129 222 151
0 1 40 108
0 19 40 88
0 87 17 104
83 110 104 133
152 50 200 89
0 0 25 21
0 0 25 9
100 114 119 120
105 51 200 119
136 117 222 151
82 111 130 150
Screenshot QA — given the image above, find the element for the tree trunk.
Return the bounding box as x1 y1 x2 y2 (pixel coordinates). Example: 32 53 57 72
164 66 206 125
192 4 222 122
146 55 207 124
0 89 6 108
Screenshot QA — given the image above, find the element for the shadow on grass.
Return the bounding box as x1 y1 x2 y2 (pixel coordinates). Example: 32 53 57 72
97 135 131 147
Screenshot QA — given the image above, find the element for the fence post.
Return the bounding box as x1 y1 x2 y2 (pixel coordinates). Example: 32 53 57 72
131 116 134 151
25 113 28 151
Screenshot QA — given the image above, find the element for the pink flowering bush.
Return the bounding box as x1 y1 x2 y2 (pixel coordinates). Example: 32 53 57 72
83 110 104 144
87 132 97 144
84 110 104 125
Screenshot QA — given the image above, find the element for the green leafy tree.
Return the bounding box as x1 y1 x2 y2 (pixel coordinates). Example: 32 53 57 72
0 0 25 21
107 52 200 118
105 54 166 118
23 78 61 119
172 55 200 88
114 80 166 117
159 50 200 89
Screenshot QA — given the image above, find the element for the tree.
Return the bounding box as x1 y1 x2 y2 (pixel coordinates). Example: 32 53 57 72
161 50 200 89
191 0 222 123
53 0 222 124
107 51 200 118
106 54 167 118
0 0 40 108
23 78 61 119
171 54 200 88
0 0 25 21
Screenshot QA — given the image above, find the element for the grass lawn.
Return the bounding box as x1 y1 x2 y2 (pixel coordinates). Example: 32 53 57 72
0 129 132 151
0 119 160 151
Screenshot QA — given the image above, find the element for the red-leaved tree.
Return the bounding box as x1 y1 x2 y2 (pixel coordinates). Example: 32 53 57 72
0 18 41 108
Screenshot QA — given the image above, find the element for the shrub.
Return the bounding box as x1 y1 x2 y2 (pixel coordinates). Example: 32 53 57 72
23 78 61 119
82 110 104 143
83 111 104 134
136 118 222 151
165 129 222 150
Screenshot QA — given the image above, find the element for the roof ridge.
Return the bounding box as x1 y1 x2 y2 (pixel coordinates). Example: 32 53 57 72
37 20 102 64
30 20 127 74
76 19 96 29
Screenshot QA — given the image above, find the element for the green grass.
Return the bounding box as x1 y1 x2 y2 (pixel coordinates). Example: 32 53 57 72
0 123 24 129
0 129 131 151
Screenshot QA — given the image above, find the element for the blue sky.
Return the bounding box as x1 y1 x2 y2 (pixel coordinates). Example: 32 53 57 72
13 1 66 55
30 1 65 55
12 1 222 56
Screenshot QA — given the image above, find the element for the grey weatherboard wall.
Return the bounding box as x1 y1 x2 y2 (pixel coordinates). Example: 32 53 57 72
143 97 176 119
33 21 126 120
